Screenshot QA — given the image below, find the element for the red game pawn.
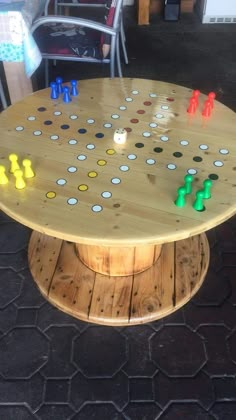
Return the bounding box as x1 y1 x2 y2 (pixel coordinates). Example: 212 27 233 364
192 89 200 106
202 99 212 117
187 97 197 114
208 91 216 108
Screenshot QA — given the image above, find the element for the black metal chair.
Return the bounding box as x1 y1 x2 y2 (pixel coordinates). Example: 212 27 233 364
31 0 126 86
53 0 128 65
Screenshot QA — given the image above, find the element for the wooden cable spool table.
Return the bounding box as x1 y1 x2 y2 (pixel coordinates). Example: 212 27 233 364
0 78 235 325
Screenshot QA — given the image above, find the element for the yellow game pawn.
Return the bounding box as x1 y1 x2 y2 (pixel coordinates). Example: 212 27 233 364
9 153 20 174
22 159 35 178
14 169 26 190
0 165 9 185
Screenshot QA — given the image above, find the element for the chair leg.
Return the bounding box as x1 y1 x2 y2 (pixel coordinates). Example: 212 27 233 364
121 19 128 65
0 78 7 109
54 0 58 14
110 36 116 78
116 36 123 78
45 59 49 87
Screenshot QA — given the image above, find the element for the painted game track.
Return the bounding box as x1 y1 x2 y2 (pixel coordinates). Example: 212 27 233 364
0 78 235 246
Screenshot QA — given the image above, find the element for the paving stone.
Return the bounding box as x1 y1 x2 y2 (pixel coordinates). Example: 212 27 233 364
0 222 31 253
223 267 236 305
70 372 128 410
208 246 224 273
210 402 236 419
222 253 236 267
213 377 236 401
192 269 231 306
227 330 236 364
215 223 236 252
148 319 164 332
71 403 125 419
206 229 218 249
0 405 37 419
16 308 38 326
160 403 214 419
73 326 127 377
123 402 161 420
0 210 14 224
0 269 22 308
15 269 46 308
130 378 154 401
0 248 28 272
151 326 206 376
0 373 44 410
45 379 69 403
198 326 236 375
42 326 78 378
122 326 157 377
36 404 74 420
0 304 18 333
0 327 49 378
37 302 87 331
184 302 236 331
154 372 214 410
162 308 185 325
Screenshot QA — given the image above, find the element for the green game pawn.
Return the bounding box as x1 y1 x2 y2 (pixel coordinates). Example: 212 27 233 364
202 178 212 199
175 186 187 207
184 174 193 194
193 190 205 211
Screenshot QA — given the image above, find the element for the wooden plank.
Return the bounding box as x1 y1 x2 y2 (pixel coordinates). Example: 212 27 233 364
76 243 162 276
89 273 133 324
175 233 210 304
28 232 62 295
28 233 209 326
138 0 150 25
134 244 162 272
49 241 95 321
130 242 175 323
3 62 33 105
181 0 194 13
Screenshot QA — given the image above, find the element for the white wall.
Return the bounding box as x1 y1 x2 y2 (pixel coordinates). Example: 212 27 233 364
123 0 134 5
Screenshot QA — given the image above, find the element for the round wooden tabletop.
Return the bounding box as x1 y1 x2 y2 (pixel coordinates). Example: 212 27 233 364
0 78 235 246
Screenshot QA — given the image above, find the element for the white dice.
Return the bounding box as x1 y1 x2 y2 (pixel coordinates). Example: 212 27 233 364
113 128 127 144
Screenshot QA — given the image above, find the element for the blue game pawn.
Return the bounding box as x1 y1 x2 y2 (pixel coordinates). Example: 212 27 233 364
56 77 63 94
50 82 58 99
63 86 71 103
70 80 78 96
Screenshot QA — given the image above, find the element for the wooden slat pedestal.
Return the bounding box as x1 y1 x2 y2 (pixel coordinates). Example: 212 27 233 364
29 231 209 326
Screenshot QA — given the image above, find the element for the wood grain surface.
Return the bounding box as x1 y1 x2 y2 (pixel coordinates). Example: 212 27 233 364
75 243 162 276
0 78 235 246
29 230 210 325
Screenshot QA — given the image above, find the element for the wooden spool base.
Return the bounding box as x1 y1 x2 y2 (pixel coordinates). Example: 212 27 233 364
28 232 210 326
75 243 162 276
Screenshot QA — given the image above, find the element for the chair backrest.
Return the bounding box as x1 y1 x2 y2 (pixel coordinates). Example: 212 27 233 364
35 0 124 40
31 0 124 79
56 0 106 5
44 0 123 29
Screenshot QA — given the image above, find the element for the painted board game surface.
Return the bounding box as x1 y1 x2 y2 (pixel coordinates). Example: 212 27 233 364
0 78 235 245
